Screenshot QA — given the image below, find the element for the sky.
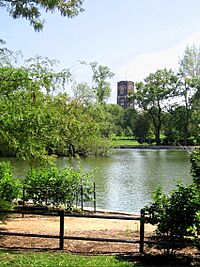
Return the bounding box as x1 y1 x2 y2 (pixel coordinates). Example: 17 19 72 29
1 0 200 103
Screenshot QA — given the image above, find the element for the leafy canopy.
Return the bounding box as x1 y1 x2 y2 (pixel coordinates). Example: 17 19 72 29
133 68 178 145
0 0 84 31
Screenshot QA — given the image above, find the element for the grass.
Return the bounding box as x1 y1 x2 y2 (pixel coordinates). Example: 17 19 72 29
0 250 134 267
112 139 147 147
0 249 198 266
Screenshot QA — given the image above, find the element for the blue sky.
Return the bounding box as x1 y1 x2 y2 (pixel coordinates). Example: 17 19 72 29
2 0 200 102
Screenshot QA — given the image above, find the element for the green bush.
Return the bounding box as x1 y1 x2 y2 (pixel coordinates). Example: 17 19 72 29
145 183 200 253
145 148 200 254
190 148 200 186
0 161 20 220
23 166 93 210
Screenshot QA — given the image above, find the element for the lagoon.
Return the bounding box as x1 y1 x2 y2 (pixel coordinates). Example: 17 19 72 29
1 149 192 213
57 149 192 213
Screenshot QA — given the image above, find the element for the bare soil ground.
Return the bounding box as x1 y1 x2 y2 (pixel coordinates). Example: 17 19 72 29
0 213 199 266
0 213 154 254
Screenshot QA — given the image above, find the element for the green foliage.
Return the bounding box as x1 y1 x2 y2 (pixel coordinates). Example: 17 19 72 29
0 161 20 220
163 106 190 145
24 166 93 210
133 68 178 145
0 40 21 66
72 82 95 105
190 109 200 145
145 183 200 253
90 62 114 104
177 45 200 145
133 112 152 143
24 55 71 95
145 149 200 252
0 161 20 204
190 148 200 186
0 0 84 31
179 45 200 78
0 58 113 164
104 104 125 136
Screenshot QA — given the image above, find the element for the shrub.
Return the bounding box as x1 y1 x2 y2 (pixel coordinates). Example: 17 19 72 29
190 148 200 186
145 183 200 254
0 161 20 220
23 166 93 210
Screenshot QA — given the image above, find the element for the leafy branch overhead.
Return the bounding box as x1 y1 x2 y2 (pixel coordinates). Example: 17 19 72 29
0 0 85 31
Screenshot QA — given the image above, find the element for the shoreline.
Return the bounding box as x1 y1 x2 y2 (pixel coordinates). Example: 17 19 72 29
113 145 199 150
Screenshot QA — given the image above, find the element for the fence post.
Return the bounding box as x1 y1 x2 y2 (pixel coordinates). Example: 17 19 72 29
81 185 84 211
93 182 96 213
22 186 25 218
140 209 145 253
59 209 65 250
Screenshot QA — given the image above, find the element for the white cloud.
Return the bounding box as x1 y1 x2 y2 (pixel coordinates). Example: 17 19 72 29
108 31 200 103
117 30 200 83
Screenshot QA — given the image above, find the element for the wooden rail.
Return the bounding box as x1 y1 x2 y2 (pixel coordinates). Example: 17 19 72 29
0 209 144 252
0 209 198 252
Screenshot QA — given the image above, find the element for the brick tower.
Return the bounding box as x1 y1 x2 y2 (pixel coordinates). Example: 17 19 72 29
117 81 134 108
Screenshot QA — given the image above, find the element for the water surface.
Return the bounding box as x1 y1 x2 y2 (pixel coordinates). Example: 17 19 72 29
1 149 192 213
57 149 192 212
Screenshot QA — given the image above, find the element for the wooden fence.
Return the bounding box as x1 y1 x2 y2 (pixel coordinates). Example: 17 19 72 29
1 209 198 253
0 209 146 253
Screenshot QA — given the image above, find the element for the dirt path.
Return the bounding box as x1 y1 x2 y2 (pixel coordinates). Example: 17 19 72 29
0 213 155 254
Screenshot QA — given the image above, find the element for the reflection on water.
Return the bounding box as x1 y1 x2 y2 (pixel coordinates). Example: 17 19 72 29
57 149 192 213
0 149 192 213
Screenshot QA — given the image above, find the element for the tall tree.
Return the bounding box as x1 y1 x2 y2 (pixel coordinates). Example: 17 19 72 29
179 45 200 77
0 61 71 165
90 62 114 105
72 82 95 105
0 40 21 66
178 45 200 145
133 69 178 145
0 0 84 31
24 55 71 95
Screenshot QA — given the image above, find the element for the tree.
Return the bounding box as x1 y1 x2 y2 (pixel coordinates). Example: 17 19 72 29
90 62 114 104
190 148 200 187
0 39 21 66
178 45 200 145
72 82 95 105
163 105 189 145
179 45 200 77
0 0 84 31
24 55 71 95
104 104 125 136
133 69 178 145
0 61 71 165
133 111 152 143
190 108 200 145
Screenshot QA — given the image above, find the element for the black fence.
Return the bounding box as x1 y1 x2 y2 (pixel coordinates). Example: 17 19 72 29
0 209 145 253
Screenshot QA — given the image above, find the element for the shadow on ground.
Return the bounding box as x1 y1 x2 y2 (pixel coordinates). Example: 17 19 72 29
117 252 200 266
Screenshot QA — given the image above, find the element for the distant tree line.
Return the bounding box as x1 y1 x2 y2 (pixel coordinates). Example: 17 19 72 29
110 45 199 146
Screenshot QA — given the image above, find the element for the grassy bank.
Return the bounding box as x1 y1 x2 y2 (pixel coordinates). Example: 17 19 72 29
112 138 145 147
0 250 133 267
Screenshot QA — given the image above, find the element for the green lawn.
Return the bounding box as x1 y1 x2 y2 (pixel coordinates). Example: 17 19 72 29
112 139 145 147
0 250 134 267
